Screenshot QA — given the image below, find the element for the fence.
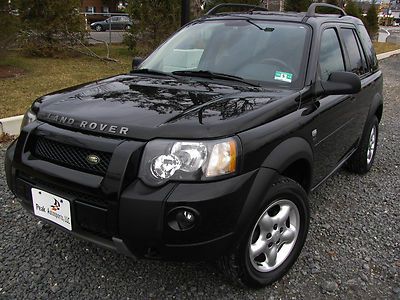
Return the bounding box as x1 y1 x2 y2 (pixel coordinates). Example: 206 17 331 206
80 12 130 45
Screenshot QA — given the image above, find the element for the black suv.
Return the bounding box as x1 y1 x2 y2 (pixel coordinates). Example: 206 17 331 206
5 4 383 287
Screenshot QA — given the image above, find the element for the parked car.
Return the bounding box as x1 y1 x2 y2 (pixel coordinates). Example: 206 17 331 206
5 3 383 287
90 16 132 32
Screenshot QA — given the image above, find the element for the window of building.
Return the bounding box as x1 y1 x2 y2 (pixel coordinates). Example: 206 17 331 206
86 6 96 13
102 6 109 13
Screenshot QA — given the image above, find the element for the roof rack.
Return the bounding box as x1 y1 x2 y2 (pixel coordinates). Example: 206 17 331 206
306 3 347 17
205 3 269 16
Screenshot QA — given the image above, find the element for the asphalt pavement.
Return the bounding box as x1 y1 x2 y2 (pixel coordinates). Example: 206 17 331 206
0 56 399 299
381 26 400 44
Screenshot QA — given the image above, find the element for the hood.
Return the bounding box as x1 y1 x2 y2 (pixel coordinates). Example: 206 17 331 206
36 74 299 140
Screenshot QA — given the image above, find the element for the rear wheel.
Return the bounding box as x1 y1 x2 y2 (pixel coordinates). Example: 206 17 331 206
217 176 310 287
346 116 379 174
125 25 132 31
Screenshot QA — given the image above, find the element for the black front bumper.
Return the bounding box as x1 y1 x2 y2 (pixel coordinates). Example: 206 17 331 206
5 123 275 261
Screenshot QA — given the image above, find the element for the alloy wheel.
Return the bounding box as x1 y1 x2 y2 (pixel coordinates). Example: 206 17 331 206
367 125 377 165
249 199 300 272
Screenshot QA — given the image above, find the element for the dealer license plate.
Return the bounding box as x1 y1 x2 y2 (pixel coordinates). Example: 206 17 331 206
32 188 72 231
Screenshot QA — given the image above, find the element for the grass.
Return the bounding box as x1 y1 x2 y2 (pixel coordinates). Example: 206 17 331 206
0 45 133 118
1 42 399 119
373 42 400 55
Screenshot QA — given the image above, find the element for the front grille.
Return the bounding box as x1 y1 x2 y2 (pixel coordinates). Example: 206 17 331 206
18 172 108 207
32 137 112 175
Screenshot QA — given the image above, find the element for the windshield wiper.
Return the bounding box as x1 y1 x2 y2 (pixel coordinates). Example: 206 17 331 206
131 68 180 80
172 70 260 87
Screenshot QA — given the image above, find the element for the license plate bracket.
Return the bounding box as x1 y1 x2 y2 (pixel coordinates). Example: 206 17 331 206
32 188 72 231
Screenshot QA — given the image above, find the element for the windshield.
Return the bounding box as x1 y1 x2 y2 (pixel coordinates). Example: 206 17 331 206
140 19 311 88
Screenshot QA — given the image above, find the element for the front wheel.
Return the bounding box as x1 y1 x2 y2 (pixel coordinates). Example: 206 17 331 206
95 25 103 32
217 176 310 287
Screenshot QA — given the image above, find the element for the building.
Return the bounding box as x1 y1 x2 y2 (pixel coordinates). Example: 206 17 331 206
81 0 118 14
80 0 120 22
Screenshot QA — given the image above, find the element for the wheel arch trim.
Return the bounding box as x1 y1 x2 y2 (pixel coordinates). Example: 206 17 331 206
261 137 314 176
368 92 383 123
232 137 313 245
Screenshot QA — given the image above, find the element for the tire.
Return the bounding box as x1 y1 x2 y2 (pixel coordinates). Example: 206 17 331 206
125 25 132 31
217 176 310 288
346 116 379 174
95 25 103 32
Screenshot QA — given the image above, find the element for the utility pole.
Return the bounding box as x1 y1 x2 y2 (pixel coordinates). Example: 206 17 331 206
181 0 190 26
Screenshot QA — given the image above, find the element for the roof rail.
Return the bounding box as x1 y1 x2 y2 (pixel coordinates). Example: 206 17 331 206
205 3 268 15
306 3 346 17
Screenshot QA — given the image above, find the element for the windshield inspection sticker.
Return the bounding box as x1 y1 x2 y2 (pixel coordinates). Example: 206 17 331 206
274 71 293 83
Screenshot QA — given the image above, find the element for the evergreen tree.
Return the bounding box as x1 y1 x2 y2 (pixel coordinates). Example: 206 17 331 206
0 0 20 55
325 0 339 5
17 0 85 57
365 1 379 39
344 0 362 19
284 0 313 12
204 0 262 12
125 0 181 55
316 0 342 14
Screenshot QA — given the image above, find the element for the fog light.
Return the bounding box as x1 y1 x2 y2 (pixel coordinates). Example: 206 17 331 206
167 207 199 231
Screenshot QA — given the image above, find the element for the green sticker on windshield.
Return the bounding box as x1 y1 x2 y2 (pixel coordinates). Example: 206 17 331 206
274 71 293 83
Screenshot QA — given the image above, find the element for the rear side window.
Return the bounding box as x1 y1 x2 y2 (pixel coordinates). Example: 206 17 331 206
319 28 345 81
357 25 378 72
340 28 368 76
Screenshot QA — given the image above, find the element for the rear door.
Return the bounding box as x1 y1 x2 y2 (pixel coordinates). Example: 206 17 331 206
338 26 372 140
110 16 120 30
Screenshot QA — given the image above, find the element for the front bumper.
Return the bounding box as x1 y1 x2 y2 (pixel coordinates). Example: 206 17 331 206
5 123 276 260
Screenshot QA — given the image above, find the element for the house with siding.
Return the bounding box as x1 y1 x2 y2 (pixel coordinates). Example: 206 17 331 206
80 0 119 22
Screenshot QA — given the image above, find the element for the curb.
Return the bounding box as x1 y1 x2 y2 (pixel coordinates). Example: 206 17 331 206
0 49 399 137
0 115 23 136
376 48 400 60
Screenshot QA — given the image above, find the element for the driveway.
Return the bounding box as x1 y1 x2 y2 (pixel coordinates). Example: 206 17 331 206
381 26 400 44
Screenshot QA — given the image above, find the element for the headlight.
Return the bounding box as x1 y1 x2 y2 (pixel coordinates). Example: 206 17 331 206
20 109 37 132
139 137 239 186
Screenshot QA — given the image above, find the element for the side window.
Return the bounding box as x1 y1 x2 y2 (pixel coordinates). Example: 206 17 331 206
341 28 368 76
357 25 378 72
319 28 345 81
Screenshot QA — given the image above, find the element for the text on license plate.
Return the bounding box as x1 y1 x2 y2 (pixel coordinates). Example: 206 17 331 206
32 188 72 231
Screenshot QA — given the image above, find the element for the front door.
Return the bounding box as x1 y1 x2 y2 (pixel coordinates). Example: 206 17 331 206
310 27 359 186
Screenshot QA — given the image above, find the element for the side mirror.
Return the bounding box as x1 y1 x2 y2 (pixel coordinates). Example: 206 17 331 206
132 57 144 70
315 71 361 97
